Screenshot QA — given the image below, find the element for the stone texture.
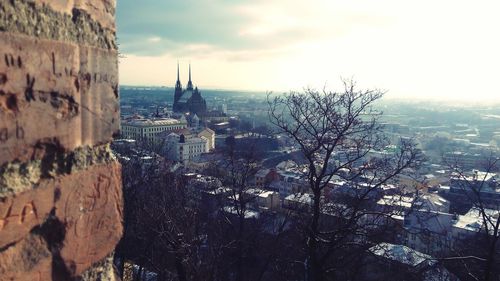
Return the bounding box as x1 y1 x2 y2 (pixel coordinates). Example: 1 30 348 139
0 0 121 278
0 144 116 198
74 0 116 31
0 0 117 49
0 233 52 281
59 163 123 276
0 32 119 166
30 0 116 31
0 162 123 277
77 254 121 281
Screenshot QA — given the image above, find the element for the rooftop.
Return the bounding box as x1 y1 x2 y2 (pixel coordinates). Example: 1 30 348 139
285 193 314 205
453 207 500 233
122 118 185 126
454 171 497 182
223 206 259 219
369 242 435 268
245 188 278 198
376 195 414 209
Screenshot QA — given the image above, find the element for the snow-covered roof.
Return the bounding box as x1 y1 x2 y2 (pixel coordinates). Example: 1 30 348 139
284 193 314 205
376 195 413 209
245 188 277 198
453 207 500 234
369 242 435 267
222 206 259 219
276 160 298 171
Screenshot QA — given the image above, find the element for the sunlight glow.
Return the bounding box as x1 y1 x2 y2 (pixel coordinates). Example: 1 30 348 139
118 0 500 102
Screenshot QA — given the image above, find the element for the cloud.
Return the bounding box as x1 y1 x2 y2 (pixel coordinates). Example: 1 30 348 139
118 0 500 102
147 36 162 43
117 0 253 55
116 0 393 60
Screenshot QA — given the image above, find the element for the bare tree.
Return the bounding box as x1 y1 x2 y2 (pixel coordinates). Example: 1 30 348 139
268 80 422 281
114 147 209 281
116 139 292 281
440 155 500 281
204 139 292 281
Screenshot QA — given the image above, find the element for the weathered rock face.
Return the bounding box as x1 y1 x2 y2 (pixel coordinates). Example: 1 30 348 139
0 0 122 279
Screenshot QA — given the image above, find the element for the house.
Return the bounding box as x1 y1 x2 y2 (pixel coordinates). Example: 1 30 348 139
164 133 209 164
363 243 459 281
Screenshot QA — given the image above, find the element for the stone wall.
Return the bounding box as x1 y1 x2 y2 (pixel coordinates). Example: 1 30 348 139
0 0 122 280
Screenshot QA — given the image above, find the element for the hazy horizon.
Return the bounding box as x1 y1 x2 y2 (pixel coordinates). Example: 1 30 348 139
119 84 500 107
117 0 500 102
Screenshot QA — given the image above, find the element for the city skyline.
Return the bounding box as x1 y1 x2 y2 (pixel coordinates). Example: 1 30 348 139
117 0 500 102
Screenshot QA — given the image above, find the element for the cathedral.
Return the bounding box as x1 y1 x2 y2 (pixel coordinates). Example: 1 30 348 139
172 63 207 116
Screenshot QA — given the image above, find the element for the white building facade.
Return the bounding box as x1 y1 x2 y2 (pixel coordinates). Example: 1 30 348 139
121 118 188 143
165 133 209 164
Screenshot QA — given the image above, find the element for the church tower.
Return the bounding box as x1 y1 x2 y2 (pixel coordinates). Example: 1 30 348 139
173 62 183 111
186 63 194 91
173 62 207 115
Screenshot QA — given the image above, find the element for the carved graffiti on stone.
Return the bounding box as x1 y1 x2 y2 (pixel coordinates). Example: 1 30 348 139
3 53 22 68
19 201 38 224
0 128 7 143
0 122 25 143
62 173 115 264
0 203 13 231
0 199 39 232
16 121 25 140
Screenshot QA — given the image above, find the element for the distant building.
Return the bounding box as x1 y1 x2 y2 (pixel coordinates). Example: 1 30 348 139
173 63 207 115
197 128 216 151
283 193 314 211
364 243 459 281
217 103 228 114
443 151 488 170
165 133 209 164
403 209 454 255
243 188 281 210
120 117 187 143
255 168 280 187
448 170 500 208
381 122 411 135
451 207 500 242
162 127 215 163
403 204 500 256
202 110 230 126
112 139 137 151
330 149 366 168
190 114 200 129
254 161 310 198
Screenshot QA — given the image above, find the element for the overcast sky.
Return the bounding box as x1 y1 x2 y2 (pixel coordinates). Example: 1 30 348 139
117 0 500 102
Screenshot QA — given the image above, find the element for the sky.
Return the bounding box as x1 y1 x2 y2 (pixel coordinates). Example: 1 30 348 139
117 0 500 102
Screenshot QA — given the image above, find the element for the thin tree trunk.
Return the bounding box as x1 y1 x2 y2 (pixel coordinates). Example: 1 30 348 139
236 205 246 281
158 270 167 281
136 266 143 281
483 238 498 281
174 249 188 281
307 188 322 281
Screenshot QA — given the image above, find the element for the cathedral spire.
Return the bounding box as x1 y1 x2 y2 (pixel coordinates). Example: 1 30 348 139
175 61 182 89
187 62 194 90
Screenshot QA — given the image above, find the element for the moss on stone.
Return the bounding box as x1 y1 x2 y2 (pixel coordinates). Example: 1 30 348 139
77 254 119 281
0 144 117 197
0 0 116 50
